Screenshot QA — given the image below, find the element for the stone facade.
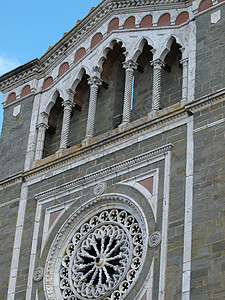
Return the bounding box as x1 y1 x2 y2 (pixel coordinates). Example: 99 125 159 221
0 1 225 300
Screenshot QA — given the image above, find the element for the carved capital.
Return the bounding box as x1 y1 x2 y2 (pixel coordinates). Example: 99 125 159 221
123 60 137 72
62 99 75 110
88 76 102 88
36 122 49 130
180 58 188 68
151 59 165 69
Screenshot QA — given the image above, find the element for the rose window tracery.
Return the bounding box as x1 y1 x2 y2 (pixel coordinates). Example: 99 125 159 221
59 209 144 300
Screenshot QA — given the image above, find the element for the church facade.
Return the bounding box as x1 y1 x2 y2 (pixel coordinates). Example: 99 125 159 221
0 0 225 299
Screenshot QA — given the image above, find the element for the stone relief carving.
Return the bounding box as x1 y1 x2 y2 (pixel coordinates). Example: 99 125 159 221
149 231 161 248
33 267 44 282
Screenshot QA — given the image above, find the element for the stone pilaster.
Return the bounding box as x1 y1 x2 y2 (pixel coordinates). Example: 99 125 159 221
59 99 75 149
180 58 189 105
120 60 137 128
34 123 49 161
151 59 165 111
83 76 102 145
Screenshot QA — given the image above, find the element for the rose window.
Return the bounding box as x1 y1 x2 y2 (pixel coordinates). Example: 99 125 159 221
59 209 144 299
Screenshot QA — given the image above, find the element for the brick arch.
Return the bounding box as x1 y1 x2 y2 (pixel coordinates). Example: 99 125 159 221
74 48 86 64
42 77 53 90
140 15 153 28
7 92 16 105
175 12 189 25
91 33 103 49
108 18 119 34
157 13 171 27
198 0 213 12
123 16 135 29
20 85 31 98
58 62 69 78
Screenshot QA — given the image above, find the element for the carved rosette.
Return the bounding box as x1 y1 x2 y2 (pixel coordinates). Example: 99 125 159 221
44 195 148 300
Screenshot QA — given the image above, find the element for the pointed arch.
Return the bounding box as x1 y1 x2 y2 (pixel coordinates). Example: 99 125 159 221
160 35 183 61
132 37 154 63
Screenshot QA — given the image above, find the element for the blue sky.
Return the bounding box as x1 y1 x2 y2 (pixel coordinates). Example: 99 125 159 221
0 0 101 134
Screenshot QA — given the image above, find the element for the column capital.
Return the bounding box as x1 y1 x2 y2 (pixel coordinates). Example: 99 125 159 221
123 60 137 72
88 76 102 88
180 58 188 67
62 99 75 109
150 59 165 69
36 122 49 130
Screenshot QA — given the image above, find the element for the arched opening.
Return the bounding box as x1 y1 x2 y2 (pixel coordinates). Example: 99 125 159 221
43 95 64 157
94 42 126 136
68 72 90 146
131 41 153 121
161 40 182 108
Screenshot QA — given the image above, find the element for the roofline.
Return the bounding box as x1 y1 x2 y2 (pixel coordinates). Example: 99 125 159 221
0 58 40 83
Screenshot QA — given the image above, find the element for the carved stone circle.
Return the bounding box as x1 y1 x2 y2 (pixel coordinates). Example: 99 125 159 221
45 195 148 300
33 267 44 282
93 182 106 196
149 231 161 248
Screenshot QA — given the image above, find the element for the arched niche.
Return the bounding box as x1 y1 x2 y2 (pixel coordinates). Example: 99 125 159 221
74 48 86 64
123 16 135 29
175 12 189 25
67 71 90 147
161 39 182 108
42 77 53 90
198 0 213 12
43 94 64 157
94 42 126 136
7 92 16 105
91 33 103 49
58 62 69 78
20 85 31 98
108 18 119 34
157 13 171 27
131 41 153 122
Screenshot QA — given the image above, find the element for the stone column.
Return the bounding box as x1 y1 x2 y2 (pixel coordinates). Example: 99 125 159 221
180 58 189 105
83 76 102 144
120 60 137 127
59 99 75 149
35 123 49 161
151 59 165 111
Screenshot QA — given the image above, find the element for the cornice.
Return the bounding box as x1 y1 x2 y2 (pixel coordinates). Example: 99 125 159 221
0 0 190 93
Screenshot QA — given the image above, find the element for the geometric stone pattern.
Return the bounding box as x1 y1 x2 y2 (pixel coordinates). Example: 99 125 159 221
60 209 143 299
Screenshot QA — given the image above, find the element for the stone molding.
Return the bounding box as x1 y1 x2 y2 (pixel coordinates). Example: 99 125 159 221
34 144 173 202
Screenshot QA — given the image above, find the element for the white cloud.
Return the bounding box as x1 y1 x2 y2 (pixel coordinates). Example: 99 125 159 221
0 56 20 76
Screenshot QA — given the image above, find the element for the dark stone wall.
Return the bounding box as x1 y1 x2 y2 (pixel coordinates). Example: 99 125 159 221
195 4 225 98
0 184 21 300
131 63 153 121
0 95 34 180
191 100 225 299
